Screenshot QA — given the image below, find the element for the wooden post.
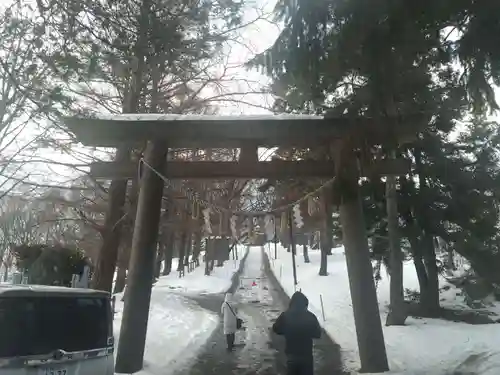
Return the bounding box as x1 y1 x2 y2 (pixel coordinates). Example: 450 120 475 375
337 154 389 373
115 141 167 374
320 294 326 321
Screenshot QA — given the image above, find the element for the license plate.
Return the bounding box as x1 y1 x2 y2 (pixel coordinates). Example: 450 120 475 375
38 368 68 375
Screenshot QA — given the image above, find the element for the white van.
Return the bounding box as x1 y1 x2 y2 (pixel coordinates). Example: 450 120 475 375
0 284 114 375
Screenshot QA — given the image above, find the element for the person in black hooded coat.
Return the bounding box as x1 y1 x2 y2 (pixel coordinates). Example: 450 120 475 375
272 291 322 375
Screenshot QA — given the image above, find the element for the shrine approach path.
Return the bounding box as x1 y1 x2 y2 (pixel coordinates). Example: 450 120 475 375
174 247 347 375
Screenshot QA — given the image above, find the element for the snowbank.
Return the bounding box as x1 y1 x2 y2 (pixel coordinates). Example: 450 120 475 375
155 246 245 295
113 291 217 375
266 244 500 374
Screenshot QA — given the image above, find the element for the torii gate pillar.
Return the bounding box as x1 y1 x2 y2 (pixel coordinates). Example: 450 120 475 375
115 141 167 373
337 152 389 373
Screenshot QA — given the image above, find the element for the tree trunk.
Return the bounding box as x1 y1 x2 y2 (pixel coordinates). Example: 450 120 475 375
3 267 8 282
91 148 129 292
323 187 334 256
177 231 187 272
204 258 210 275
420 234 440 316
184 233 192 266
120 228 138 302
413 251 428 298
204 238 210 275
208 238 215 272
192 230 202 266
319 229 328 276
114 266 127 294
114 230 133 295
337 159 389 373
116 176 141 299
412 241 440 317
385 174 407 326
203 238 216 273
115 141 167 374
154 244 163 280
319 188 333 276
414 147 441 317
402 202 433 312
162 232 174 276
302 244 310 263
216 238 225 266
406 225 426 288
319 248 328 276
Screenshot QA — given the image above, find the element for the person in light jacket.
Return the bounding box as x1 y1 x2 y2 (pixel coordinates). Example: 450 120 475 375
221 292 238 351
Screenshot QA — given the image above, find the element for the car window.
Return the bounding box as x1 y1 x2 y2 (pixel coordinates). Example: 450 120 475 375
0 296 111 358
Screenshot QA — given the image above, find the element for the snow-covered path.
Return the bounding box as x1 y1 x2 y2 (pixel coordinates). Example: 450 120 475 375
177 246 345 375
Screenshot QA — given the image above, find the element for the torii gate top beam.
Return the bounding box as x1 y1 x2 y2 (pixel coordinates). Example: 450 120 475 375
63 113 425 148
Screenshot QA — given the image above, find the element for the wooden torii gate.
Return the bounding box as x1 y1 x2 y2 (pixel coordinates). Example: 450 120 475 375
64 113 422 374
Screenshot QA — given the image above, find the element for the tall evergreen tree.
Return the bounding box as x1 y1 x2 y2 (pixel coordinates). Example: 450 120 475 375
34 0 245 294
248 0 500 371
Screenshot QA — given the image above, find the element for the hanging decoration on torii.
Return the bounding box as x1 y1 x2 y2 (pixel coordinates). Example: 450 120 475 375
263 214 275 241
292 204 304 228
138 158 335 239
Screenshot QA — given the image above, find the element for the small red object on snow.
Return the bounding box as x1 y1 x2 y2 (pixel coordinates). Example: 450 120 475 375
252 281 257 286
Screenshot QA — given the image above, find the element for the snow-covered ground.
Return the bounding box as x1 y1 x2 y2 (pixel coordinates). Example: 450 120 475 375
113 291 217 375
266 244 500 375
114 246 245 375
154 248 244 295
